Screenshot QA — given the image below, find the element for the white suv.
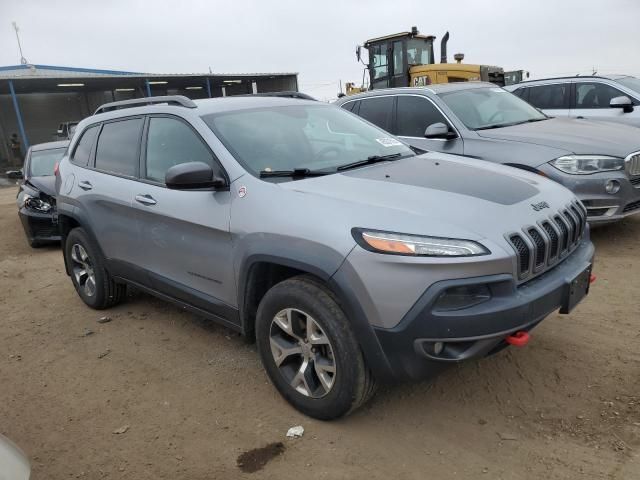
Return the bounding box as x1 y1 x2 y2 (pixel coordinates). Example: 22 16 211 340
506 75 640 128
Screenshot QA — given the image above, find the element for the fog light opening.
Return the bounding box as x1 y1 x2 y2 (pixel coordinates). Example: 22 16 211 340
605 179 621 194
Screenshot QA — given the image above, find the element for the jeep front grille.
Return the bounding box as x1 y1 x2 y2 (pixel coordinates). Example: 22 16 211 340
627 152 640 176
508 201 587 281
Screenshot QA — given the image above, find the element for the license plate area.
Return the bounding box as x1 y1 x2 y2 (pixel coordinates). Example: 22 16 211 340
560 264 592 314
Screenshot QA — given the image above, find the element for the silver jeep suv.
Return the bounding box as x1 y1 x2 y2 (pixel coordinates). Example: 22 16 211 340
55 95 595 419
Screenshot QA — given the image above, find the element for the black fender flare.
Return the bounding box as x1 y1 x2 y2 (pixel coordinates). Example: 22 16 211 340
237 254 395 382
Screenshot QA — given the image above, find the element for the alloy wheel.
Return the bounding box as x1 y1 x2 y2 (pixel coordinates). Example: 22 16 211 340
70 243 96 297
269 308 336 398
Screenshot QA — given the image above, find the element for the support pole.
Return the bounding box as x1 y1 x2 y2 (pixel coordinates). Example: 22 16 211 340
145 79 152 97
206 78 212 98
8 80 29 151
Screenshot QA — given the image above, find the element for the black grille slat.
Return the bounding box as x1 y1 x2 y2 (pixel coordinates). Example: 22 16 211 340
631 177 640 186
509 234 530 277
570 205 583 236
541 221 559 260
554 215 569 253
527 228 546 268
563 210 578 245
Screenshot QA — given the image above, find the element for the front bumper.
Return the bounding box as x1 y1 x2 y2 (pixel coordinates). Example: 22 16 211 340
372 238 594 380
18 208 60 244
539 164 640 223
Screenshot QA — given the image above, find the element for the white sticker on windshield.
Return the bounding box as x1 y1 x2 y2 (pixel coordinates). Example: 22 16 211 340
375 137 403 147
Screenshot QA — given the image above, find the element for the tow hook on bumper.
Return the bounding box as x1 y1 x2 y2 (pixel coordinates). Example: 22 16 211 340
505 331 530 347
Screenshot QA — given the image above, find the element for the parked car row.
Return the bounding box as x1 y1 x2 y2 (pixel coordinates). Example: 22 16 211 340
13 92 591 420
335 81 640 224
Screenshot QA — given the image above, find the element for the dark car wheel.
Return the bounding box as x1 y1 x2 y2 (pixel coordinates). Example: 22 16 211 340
64 227 126 309
256 275 376 420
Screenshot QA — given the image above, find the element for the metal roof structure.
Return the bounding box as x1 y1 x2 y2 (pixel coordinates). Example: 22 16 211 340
0 64 299 159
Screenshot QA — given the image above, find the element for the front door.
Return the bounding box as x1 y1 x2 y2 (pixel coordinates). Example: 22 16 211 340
131 115 236 321
570 81 639 123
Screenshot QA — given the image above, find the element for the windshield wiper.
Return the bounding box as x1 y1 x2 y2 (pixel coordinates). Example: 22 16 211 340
336 153 404 172
259 168 329 178
474 123 511 131
475 118 549 131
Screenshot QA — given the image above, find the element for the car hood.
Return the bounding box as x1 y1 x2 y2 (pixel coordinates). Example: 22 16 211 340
25 175 56 197
476 117 640 158
278 153 577 242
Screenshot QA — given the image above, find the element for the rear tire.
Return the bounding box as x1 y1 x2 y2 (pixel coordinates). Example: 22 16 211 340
256 275 376 420
64 227 126 309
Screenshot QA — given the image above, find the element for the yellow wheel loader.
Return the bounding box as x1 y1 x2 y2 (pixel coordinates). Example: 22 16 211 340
349 27 522 93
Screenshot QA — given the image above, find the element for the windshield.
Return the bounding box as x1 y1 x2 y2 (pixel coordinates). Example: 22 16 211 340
203 104 414 178
28 147 66 176
615 76 640 95
439 87 547 130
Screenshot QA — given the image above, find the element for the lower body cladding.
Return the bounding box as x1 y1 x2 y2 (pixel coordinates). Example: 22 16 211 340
539 164 640 224
18 208 60 246
333 239 595 382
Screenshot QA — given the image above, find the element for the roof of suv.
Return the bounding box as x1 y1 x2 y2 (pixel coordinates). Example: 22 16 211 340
338 82 496 101
510 74 635 86
89 95 322 123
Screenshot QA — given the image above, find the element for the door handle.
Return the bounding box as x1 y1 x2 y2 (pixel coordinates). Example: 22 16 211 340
78 180 93 191
135 194 157 206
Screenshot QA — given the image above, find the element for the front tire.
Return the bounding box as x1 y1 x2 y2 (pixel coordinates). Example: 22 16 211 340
256 275 376 420
64 227 126 309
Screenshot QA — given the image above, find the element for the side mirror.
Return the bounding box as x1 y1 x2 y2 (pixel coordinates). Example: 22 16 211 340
5 169 23 179
356 45 362 63
165 162 227 190
610 95 634 113
424 122 457 139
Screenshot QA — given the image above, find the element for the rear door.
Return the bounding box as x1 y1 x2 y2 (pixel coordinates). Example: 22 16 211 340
394 94 463 154
131 115 236 320
523 83 571 117
73 117 144 277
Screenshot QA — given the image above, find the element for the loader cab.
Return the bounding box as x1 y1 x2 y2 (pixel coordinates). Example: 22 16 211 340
361 29 435 89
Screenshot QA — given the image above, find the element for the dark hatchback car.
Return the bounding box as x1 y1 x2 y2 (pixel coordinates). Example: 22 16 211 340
17 140 69 247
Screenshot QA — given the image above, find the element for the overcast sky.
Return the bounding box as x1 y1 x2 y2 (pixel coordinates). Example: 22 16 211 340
2 0 640 100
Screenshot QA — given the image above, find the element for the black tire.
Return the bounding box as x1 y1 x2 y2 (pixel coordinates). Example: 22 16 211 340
64 227 126 309
256 275 376 420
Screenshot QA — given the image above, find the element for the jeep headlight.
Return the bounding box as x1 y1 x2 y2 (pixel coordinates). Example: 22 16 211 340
23 194 52 213
550 155 624 175
352 229 489 257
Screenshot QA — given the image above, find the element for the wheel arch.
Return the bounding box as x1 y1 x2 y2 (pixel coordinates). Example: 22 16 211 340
238 254 395 381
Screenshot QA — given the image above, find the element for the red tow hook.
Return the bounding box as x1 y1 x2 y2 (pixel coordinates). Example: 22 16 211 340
589 274 596 284
505 331 530 347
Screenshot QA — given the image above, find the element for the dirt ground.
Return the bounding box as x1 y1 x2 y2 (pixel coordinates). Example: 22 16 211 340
0 184 638 480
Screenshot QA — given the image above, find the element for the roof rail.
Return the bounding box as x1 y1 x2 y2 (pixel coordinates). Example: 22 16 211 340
240 91 317 101
94 95 197 115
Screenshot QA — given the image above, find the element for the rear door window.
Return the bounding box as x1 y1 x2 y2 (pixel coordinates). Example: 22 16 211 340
527 84 570 109
396 95 449 137
94 118 144 177
144 117 215 183
71 125 99 166
357 96 394 131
